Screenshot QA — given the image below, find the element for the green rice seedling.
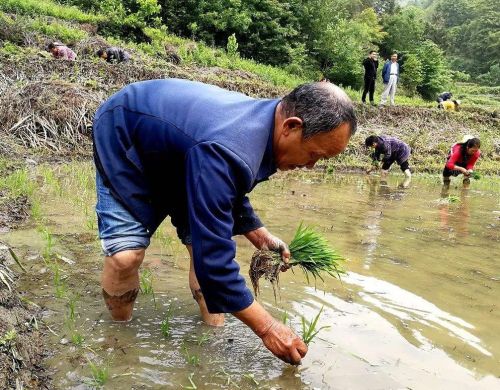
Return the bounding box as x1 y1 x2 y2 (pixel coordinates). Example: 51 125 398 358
40 228 54 262
447 195 461 203
87 359 109 388
250 223 345 295
182 373 197 389
215 367 240 388
243 373 259 386
67 294 79 322
71 332 85 346
160 306 173 338
194 332 210 346
471 171 481 180
182 343 200 366
7 247 27 273
301 307 329 345
140 268 157 309
281 310 289 325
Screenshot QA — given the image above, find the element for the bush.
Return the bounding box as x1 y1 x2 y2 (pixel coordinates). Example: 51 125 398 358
0 0 102 23
30 19 88 43
415 41 451 100
400 53 423 97
478 64 500 87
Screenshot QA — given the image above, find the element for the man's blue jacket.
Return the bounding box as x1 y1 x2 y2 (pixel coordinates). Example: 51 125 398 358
93 79 280 313
382 60 399 83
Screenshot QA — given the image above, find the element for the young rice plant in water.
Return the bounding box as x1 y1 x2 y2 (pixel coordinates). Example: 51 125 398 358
250 223 345 296
301 307 329 345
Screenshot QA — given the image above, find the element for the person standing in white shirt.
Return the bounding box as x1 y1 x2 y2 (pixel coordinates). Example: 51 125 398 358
380 53 399 106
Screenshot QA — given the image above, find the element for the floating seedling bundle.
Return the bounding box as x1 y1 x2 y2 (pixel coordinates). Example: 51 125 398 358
249 224 345 297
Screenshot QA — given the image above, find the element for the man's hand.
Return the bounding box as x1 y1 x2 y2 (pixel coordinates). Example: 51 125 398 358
234 301 308 365
245 227 290 267
257 319 308 365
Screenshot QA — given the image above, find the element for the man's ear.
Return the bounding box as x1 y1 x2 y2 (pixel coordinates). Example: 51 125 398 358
282 117 303 136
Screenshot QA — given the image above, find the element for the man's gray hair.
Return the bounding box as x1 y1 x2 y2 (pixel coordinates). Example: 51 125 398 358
281 82 357 138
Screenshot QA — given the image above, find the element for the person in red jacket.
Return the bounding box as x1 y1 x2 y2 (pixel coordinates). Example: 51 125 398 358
443 137 481 187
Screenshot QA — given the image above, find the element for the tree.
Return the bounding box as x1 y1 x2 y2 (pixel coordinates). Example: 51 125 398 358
400 53 423 96
381 6 426 55
415 40 450 99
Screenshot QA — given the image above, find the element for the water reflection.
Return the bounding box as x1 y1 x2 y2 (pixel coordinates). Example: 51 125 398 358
439 186 471 238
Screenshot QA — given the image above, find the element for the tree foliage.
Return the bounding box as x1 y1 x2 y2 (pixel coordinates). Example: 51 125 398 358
427 0 500 84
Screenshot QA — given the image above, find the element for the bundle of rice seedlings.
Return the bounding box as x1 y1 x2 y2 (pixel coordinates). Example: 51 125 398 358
249 223 345 297
471 171 481 180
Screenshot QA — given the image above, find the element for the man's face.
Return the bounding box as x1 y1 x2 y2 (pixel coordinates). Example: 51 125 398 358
101 52 108 60
50 47 58 55
275 121 351 171
370 52 378 60
391 54 398 62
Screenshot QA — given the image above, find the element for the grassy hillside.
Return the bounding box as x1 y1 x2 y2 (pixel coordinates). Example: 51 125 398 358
0 0 499 174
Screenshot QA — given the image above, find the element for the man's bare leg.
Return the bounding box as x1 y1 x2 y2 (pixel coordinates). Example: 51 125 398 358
186 245 224 326
101 249 145 321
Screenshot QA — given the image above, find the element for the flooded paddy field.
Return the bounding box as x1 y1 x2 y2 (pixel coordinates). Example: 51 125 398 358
1 162 499 389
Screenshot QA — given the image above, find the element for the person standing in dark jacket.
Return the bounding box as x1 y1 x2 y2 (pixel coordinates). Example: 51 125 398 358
93 79 357 365
97 47 131 64
362 50 379 105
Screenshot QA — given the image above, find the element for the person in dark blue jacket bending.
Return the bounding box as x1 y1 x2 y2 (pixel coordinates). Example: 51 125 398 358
93 78 356 365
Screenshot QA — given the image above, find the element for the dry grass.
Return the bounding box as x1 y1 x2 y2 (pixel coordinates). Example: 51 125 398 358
0 80 101 150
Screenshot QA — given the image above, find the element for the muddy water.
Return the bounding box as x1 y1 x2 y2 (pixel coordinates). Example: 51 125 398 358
2 165 500 389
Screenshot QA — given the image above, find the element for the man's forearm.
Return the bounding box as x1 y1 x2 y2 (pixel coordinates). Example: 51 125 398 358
244 226 269 249
232 300 274 336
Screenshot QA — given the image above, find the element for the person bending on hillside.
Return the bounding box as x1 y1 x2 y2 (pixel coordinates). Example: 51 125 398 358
443 136 481 187
436 91 453 108
48 42 76 61
97 47 131 64
93 79 357 365
442 99 461 111
365 135 412 187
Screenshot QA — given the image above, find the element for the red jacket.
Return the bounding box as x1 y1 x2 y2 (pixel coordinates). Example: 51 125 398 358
446 143 481 170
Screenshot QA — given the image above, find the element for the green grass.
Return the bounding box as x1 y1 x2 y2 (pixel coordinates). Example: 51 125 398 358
0 0 103 23
0 329 17 346
30 18 88 43
301 306 329 345
0 169 34 198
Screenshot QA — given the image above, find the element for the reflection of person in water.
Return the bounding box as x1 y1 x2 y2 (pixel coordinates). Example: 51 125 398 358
439 187 470 238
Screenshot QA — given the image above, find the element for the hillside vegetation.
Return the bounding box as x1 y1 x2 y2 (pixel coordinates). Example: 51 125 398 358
0 0 499 174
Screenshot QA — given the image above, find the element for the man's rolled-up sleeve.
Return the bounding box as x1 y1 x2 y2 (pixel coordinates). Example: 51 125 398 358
186 142 255 313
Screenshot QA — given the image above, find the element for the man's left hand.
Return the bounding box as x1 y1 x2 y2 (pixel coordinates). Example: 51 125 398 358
245 227 291 269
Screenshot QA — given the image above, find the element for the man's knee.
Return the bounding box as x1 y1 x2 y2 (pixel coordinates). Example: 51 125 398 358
105 249 145 274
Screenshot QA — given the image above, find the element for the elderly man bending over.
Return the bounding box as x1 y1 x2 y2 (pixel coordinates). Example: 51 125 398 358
93 79 357 365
